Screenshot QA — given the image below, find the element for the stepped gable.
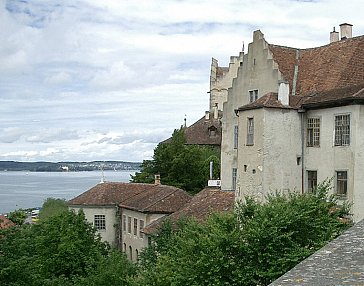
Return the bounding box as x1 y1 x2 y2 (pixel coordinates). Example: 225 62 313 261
0 215 15 229
143 187 235 234
268 35 364 97
68 182 191 213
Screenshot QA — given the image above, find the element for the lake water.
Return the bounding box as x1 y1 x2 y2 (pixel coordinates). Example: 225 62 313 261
0 170 135 214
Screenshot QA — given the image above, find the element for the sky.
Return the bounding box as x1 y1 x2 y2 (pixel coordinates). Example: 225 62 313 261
1 0 363 163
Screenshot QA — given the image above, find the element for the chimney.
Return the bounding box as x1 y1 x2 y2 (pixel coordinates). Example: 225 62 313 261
340 23 353 40
154 174 161 185
213 103 218 119
330 27 339 43
278 80 289 105
205 111 210 120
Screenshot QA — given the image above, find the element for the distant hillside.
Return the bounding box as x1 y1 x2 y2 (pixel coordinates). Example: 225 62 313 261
0 161 141 172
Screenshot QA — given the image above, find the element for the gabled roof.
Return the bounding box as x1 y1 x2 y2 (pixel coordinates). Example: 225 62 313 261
237 35 364 113
269 35 364 97
143 187 235 234
301 83 364 109
162 115 222 146
0 215 15 229
236 92 305 112
68 182 191 214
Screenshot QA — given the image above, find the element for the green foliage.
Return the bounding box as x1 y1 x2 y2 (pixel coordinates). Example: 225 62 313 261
39 197 68 220
7 209 27 225
77 250 137 286
0 210 128 285
132 128 220 194
136 182 352 286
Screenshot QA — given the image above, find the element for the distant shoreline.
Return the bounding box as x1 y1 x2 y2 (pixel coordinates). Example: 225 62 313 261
0 161 141 172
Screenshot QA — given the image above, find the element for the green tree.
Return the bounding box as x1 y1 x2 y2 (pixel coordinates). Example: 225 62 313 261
0 210 113 285
7 209 27 225
132 128 220 194
136 182 351 286
78 250 137 286
39 197 68 220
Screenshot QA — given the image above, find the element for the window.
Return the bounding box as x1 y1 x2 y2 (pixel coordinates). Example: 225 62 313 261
129 246 133 261
249 89 258 103
247 118 254 145
122 215 126 232
307 118 320 147
335 114 350 146
133 218 138 236
233 125 238 149
127 216 131 234
139 220 144 238
336 171 348 196
94 215 106 231
307 171 317 192
232 168 237 191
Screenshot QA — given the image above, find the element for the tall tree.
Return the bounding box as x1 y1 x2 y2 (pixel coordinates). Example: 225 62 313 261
131 128 220 194
0 210 135 285
136 182 352 286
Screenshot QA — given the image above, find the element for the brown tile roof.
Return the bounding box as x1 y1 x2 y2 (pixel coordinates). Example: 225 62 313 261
236 92 305 112
301 83 364 109
68 182 191 214
0 215 15 229
269 35 364 97
143 187 235 234
162 115 222 146
238 35 364 112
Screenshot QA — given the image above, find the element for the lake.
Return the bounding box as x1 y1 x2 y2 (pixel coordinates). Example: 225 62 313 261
0 170 135 214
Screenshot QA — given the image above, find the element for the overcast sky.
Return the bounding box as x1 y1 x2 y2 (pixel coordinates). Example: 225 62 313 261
1 0 363 163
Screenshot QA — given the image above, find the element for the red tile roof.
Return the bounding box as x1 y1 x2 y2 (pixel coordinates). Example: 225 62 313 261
162 115 222 146
0 215 15 229
68 182 191 214
236 92 305 112
238 35 364 112
143 187 235 234
269 36 364 97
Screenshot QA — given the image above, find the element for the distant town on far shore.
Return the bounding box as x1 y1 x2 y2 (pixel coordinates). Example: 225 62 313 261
0 161 141 172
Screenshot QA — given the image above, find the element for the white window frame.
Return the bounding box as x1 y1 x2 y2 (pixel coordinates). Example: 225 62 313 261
336 170 348 197
94 214 106 231
232 168 237 191
233 125 238 149
307 170 317 193
307 118 320 147
334 114 350 146
249 89 258 103
247 118 254 146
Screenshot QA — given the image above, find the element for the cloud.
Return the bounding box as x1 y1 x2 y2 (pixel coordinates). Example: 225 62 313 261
1 0 364 162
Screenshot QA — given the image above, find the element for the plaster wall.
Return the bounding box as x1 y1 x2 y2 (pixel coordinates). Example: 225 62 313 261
304 105 363 222
236 108 301 201
121 208 166 261
221 30 283 190
210 54 243 112
70 206 117 246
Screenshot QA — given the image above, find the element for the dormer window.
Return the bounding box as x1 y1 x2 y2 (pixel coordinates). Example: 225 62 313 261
208 125 217 137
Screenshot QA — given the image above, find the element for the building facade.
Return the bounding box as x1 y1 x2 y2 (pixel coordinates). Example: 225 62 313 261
68 181 191 261
220 24 364 222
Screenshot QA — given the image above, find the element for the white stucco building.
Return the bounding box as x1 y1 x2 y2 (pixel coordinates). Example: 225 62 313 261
68 180 191 261
219 24 364 222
